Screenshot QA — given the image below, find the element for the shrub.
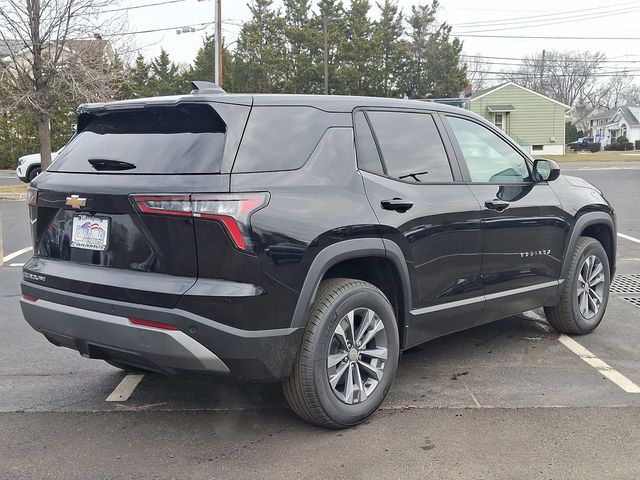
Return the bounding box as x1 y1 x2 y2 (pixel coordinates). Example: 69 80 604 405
588 142 601 153
616 135 629 144
623 142 634 151
635 140 640 150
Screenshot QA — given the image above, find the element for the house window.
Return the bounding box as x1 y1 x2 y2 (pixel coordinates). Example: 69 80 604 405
622 124 627 138
532 145 543 151
494 113 503 130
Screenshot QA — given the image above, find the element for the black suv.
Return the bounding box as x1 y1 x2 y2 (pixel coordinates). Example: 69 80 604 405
21 82 616 428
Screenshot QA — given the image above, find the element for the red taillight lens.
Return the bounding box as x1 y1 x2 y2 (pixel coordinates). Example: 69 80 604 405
26 187 38 206
129 317 178 330
22 294 38 302
130 193 269 252
132 195 191 217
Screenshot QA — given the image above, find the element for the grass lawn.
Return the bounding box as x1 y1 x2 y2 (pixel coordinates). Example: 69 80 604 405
545 151 640 162
0 183 28 194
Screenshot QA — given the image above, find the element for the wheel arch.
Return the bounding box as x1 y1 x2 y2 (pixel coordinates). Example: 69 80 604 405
561 211 616 279
290 238 411 347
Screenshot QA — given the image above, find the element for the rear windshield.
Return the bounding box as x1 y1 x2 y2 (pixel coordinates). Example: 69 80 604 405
50 104 227 174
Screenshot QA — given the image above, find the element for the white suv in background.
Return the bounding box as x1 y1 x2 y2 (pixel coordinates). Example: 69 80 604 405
16 150 60 183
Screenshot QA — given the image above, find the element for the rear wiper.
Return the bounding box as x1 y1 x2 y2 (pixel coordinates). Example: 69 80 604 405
88 158 136 171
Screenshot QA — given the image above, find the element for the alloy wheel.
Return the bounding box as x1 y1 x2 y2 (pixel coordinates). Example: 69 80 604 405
576 254 606 320
326 308 388 405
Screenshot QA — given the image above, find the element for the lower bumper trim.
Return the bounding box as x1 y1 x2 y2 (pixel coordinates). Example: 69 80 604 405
21 298 230 374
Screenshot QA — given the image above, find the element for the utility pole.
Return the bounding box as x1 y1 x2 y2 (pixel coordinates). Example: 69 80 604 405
539 49 546 92
323 15 341 95
215 0 222 86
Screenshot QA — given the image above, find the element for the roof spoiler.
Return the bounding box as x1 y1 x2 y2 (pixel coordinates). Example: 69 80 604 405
190 81 226 95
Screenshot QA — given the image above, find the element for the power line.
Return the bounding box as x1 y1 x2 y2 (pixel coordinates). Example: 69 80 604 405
102 0 188 13
461 54 640 64
454 5 640 34
455 34 640 40
453 0 640 27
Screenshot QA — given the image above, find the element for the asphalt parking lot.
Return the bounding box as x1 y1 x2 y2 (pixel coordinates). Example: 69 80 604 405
1 162 640 479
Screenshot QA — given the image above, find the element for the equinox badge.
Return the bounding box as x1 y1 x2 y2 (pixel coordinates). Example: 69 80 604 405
66 195 87 209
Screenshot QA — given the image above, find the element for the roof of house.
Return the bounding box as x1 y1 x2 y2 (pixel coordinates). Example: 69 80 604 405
469 81 571 109
0 38 111 61
591 105 640 126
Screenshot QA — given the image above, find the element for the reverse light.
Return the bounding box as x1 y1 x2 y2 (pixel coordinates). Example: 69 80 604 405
26 187 38 206
129 317 178 331
131 193 269 252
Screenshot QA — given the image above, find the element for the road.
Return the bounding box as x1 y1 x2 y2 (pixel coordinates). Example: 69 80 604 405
1 162 639 479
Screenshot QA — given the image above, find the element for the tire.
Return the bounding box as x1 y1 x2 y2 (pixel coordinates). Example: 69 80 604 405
544 236 611 335
283 278 400 429
27 166 41 182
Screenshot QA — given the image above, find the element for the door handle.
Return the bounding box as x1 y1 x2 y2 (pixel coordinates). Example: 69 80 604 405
381 198 414 212
485 199 510 212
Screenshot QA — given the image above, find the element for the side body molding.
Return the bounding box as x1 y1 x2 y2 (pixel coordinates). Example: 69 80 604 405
560 211 616 279
289 238 412 334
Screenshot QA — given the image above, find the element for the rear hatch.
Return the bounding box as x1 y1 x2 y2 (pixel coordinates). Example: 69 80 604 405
25 100 250 308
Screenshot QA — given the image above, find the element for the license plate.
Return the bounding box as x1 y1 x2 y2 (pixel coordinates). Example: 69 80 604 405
71 215 109 251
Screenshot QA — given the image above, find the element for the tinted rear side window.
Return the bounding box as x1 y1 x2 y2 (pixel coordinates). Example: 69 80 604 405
367 111 453 183
233 106 333 173
50 104 226 174
354 111 384 175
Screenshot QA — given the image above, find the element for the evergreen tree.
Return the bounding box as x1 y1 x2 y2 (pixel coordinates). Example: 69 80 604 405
314 0 345 94
400 1 467 99
370 0 405 97
148 49 186 96
284 0 322 93
233 0 288 93
189 36 215 82
335 0 374 96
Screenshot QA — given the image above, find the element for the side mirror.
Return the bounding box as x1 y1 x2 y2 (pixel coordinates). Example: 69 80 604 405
533 158 560 182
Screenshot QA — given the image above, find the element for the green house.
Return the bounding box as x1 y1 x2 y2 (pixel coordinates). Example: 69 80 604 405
468 82 571 156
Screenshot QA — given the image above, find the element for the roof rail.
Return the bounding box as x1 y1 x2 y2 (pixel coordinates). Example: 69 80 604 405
190 80 226 95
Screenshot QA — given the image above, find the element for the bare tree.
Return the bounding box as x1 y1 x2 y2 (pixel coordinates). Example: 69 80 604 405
502 50 605 106
0 0 124 169
463 54 490 92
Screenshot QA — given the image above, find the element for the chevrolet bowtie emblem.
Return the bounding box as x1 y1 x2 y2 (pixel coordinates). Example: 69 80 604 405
65 195 87 209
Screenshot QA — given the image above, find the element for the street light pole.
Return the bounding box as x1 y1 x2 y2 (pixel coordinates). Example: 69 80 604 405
323 15 341 95
215 0 222 86
323 16 328 95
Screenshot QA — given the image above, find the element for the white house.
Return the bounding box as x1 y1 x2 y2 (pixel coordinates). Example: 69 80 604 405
589 106 640 146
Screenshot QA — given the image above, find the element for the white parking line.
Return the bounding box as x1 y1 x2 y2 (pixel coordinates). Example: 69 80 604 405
106 374 145 402
558 335 640 393
618 233 640 245
9 263 25 267
2 246 32 263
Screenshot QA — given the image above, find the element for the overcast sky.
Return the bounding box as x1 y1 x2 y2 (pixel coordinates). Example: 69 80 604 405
122 0 640 80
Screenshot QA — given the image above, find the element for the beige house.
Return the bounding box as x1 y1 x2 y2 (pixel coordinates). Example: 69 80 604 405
468 82 571 156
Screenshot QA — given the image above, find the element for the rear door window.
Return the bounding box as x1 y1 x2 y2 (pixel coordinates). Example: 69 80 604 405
366 111 453 183
50 104 227 174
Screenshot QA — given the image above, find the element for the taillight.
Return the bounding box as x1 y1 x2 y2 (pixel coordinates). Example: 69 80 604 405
26 187 38 206
22 294 38 302
132 195 191 217
130 193 269 252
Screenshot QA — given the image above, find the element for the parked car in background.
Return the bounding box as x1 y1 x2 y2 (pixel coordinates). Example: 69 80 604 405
568 137 594 152
16 150 60 183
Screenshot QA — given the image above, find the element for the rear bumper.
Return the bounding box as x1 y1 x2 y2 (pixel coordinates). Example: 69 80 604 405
21 282 303 380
